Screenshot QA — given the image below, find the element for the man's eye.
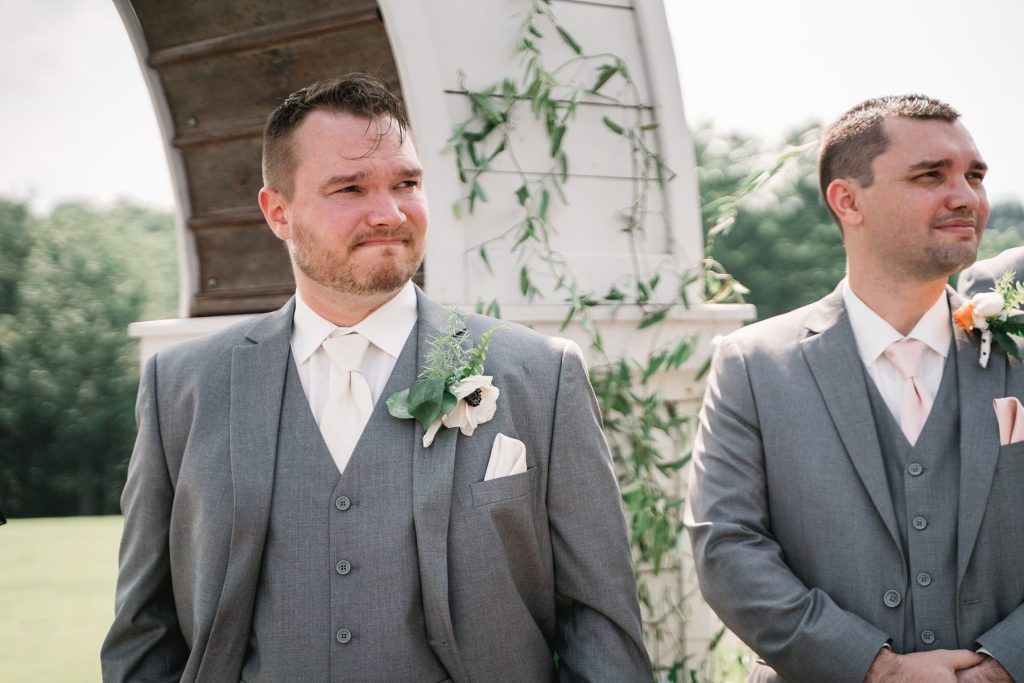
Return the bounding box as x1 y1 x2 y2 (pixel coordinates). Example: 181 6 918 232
397 180 419 189
967 172 985 183
337 186 361 194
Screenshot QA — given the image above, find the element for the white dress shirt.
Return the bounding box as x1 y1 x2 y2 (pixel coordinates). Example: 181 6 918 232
290 282 418 427
843 280 950 426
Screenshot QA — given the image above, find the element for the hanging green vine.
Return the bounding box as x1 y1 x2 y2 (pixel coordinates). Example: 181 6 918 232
447 1 763 678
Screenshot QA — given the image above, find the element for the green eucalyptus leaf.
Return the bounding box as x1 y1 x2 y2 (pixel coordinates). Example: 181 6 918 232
385 388 413 419
440 388 458 416
408 376 446 427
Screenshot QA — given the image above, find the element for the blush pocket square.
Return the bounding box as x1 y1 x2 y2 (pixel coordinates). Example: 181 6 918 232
993 397 1024 446
484 433 527 481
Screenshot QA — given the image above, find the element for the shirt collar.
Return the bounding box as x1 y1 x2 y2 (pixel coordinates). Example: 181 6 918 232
842 279 951 367
291 281 418 363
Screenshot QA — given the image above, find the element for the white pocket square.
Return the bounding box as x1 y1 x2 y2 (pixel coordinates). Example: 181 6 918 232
484 433 527 481
993 397 1024 446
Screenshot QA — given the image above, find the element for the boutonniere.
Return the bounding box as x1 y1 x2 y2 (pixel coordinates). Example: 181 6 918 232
386 312 501 447
953 271 1024 367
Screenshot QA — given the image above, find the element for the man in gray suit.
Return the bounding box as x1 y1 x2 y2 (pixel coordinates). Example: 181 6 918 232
101 74 651 682
686 95 1023 682
958 247 1024 298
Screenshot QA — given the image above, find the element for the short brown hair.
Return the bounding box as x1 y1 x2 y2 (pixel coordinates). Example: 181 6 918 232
262 73 411 196
818 95 960 225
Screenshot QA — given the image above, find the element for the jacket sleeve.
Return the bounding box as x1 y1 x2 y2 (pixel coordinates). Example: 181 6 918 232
546 340 653 681
101 354 187 682
684 336 888 683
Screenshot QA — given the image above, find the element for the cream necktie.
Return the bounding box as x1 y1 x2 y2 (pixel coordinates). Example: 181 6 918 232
884 338 933 446
320 332 374 473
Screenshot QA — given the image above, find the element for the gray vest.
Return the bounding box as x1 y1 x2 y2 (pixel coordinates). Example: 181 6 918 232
241 331 448 682
865 347 960 653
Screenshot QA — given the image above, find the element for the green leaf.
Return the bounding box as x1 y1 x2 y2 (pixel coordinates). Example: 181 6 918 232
385 388 413 419
515 184 530 206
550 124 567 157
539 189 551 220
592 65 617 93
408 376 447 427
478 246 493 274
440 388 458 416
469 93 504 123
519 266 532 296
638 309 668 330
602 116 624 135
992 328 1023 360
555 26 583 54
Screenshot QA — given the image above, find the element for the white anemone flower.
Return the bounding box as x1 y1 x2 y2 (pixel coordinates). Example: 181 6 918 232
421 375 500 447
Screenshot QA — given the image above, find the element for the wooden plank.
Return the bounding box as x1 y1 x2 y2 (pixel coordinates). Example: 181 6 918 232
149 5 381 67
130 0 375 51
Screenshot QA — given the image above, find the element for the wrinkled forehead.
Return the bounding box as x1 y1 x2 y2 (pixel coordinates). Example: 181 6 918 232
880 116 984 164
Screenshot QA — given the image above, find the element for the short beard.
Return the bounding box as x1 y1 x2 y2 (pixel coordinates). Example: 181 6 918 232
288 223 423 297
296 253 421 296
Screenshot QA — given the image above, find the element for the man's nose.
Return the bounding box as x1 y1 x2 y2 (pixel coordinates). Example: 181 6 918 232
946 175 983 211
368 191 406 227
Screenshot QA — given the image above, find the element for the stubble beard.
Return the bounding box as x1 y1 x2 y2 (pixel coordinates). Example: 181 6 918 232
289 222 424 297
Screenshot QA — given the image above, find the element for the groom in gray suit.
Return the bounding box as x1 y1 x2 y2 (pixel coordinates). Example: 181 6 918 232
101 74 651 682
687 95 1023 682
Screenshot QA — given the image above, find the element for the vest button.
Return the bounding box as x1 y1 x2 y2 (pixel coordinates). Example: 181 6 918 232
912 515 928 530
907 462 923 476
920 630 936 645
916 572 932 587
336 628 352 644
335 496 351 511
883 590 902 608
336 560 352 575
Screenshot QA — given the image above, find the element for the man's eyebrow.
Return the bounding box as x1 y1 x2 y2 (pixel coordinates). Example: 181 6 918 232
320 166 423 190
907 159 988 172
321 171 367 189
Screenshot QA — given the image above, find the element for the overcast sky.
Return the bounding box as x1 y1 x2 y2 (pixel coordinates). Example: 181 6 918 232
0 0 1020 213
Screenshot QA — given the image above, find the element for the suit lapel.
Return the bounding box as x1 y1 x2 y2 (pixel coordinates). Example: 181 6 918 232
199 300 294 679
952 288 1006 580
800 287 903 552
410 290 470 683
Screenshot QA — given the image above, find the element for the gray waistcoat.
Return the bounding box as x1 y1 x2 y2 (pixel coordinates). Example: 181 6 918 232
866 348 960 653
241 331 448 682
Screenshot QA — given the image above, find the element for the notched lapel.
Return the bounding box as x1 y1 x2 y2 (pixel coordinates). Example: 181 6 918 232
800 291 903 553
955 319 1007 580
410 291 470 683
199 301 293 679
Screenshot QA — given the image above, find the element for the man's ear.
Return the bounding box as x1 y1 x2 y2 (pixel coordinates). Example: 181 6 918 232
259 186 291 241
826 178 864 230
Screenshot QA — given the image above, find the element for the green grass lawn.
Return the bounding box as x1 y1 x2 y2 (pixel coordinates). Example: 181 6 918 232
0 516 122 683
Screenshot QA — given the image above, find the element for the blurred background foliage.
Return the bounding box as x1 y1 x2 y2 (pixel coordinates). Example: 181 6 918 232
0 200 175 517
0 125 1021 518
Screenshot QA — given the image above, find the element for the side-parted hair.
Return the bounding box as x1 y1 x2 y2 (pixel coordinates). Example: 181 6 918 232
262 73 410 197
818 94 960 225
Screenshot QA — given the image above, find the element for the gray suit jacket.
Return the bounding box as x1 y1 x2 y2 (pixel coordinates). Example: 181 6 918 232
685 286 1024 682
958 246 1024 297
101 289 651 682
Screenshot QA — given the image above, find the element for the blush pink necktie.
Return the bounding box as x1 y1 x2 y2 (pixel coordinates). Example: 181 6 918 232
884 339 933 446
320 332 374 473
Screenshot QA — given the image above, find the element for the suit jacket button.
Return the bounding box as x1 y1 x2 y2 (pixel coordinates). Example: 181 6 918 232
907 462 923 476
336 628 352 644
335 496 351 511
916 572 932 587
912 515 927 530
920 630 936 645
336 560 351 575
883 590 902 608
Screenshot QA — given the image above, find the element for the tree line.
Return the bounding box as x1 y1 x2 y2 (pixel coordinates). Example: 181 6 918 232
0 125 1021 518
